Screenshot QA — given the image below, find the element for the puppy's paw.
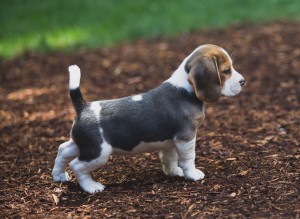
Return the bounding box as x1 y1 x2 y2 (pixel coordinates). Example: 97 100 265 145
81 181 105 194
163 166 184 177
171 167 184 177
52 171 71 182
185 169 205 181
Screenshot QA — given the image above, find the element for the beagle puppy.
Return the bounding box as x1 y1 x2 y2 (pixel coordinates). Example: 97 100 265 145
52 44 245 193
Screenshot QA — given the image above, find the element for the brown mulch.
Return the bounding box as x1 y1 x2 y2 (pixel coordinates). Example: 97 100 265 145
0 21 299 218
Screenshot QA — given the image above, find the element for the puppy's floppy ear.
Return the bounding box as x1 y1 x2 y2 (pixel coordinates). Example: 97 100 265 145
187 56 221 103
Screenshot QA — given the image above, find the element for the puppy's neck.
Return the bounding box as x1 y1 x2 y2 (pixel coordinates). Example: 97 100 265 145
164 60 193 93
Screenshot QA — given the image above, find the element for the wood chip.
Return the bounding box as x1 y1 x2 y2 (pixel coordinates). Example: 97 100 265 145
226 158 237 161
238 170 249 176
230 192 237 197
52 194 59 205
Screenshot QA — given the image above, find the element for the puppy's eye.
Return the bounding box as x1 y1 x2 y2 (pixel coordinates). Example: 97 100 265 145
223 69 231 75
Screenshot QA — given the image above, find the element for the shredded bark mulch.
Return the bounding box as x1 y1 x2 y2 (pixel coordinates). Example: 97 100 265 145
0 21 299 218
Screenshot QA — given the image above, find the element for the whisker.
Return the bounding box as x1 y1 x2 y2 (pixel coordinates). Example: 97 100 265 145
230 51 237 63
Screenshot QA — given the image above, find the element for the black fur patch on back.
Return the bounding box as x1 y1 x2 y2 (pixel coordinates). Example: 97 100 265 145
100 83 203 151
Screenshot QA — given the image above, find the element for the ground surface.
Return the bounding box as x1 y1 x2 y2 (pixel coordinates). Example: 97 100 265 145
0 21 299 218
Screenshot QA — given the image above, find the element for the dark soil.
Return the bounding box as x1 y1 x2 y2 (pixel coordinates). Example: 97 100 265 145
1 21 299 218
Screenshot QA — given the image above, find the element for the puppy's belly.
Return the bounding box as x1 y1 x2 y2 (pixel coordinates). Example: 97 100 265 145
112 140 174 155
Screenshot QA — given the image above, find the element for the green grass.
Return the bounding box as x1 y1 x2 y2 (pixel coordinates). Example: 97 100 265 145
0 0 299 59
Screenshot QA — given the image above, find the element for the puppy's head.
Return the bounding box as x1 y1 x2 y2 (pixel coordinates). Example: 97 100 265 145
185 44 245 102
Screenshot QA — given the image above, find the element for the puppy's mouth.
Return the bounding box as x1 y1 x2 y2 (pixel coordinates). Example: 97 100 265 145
221 85 242 97
231 86 243 95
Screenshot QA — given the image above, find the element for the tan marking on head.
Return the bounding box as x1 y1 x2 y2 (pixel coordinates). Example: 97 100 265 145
185 44 233 102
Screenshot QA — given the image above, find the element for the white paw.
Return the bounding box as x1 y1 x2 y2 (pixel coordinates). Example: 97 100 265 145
163 166 184 177
185 169 205 181
80 181 105 194
52 171 71 182
172 167 184 177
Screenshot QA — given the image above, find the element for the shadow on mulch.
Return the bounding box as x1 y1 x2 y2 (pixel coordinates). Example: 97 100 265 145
0 21 299 218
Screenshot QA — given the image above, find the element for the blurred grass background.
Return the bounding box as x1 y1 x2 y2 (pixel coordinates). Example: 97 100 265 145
0 0 299 59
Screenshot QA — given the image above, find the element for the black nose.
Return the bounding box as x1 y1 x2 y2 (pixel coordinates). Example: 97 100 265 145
239 79 245 87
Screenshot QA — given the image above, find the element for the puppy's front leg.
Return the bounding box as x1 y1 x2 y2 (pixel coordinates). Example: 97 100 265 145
175 137 205 181
159 147 184 177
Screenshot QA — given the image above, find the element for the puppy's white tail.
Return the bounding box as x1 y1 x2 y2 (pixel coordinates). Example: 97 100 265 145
69 65 81 90
68 65 86 114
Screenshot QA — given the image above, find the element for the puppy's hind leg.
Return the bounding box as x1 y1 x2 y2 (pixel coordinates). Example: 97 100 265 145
159 147 184 177
70 141 112 193
52 139 79 182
